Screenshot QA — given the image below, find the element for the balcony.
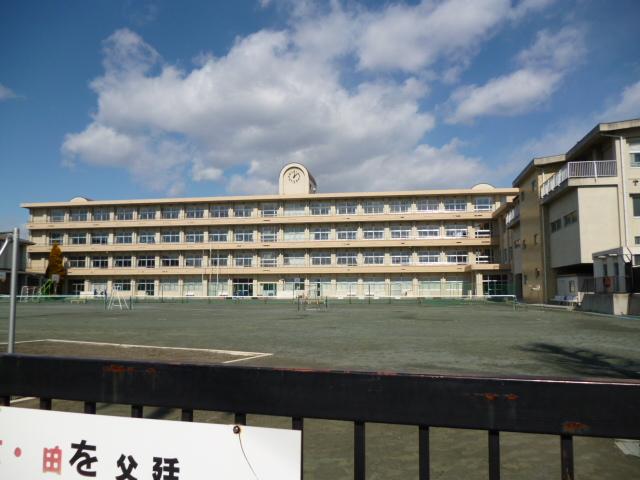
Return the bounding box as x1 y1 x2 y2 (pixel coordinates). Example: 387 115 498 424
505 206 520 228
540 160 617 200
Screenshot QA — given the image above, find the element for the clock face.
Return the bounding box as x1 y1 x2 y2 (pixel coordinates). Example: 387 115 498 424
287 169 302 183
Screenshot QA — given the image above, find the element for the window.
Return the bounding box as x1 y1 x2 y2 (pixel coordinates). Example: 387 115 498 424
113 256 132 268
138 231 156 244
210 254 228 267
336 252 358 266
113 280 131 291
261 227 277 242
283 252 305 266
234 205 252 217
162 207 180 219
444 198 466 211
70 210 87 222
93 209 110 221
210 229 228 242
635 236 640 245
211 205 229 218
312 227 330 241
284 203 305 216
633 195 640 217
137 255 155 268
49 232 63 245
51 209 65 222
389 200 410 214
260 252 277 267
363 227 384 240
139 207 156 220
390 226 410 239
630 139 640 167
418 251 440 264
534 234 538 245
363 252 384 265
116 208 134 221
186 206 205 218
337 227 357 240
563 211 578 227
337 202 357 215
445 225 468 238
161 254 179 267
416 199 439 212
185 230 204 243
417 225 440 238
474 197 492 212
92 256 108 268
550 219 562 233
284 227 305 241
234 229 254 242
391 252 411 265
261 203 278 217
161 231 180 243
185 255 203 267
311 252 331 265
115 231 133 244
310 203 331 215
68 256 86 268
137 280 154 296
235 254 253 267
447 250 468 264
91 232 108 245
363 201 384 215
531 180 537 192
69 232 86 245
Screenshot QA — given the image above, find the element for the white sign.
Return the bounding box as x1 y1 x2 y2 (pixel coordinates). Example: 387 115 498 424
0 406 300 479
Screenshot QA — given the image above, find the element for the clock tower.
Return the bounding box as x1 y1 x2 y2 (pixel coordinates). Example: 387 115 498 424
278 163 317 195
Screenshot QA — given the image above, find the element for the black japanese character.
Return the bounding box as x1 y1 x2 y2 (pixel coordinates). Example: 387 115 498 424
152 457 180 480
115 454 138 480
69 440 98 477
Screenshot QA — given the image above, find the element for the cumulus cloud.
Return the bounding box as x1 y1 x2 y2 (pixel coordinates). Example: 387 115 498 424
446 25 585 123
0 83 19 101
63 0 555 194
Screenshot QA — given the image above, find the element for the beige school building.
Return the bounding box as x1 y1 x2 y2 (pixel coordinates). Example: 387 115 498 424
22 163 516 299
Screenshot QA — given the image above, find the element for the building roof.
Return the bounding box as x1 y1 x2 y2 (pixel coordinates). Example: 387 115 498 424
565 118 640 160
21 186 519 208
511 154 566 187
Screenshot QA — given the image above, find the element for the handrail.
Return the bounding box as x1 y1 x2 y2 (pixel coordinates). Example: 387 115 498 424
540 160 617 198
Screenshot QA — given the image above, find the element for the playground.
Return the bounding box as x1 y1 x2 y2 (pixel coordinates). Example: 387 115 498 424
1 299 639 478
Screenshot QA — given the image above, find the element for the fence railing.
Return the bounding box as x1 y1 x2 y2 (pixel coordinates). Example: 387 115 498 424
1 354 639 480
541 160 617 198
580 275 629 293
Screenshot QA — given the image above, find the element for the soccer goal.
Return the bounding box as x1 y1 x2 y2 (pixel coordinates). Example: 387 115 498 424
107 288 131 311
19 286 39 302
297 296 329 311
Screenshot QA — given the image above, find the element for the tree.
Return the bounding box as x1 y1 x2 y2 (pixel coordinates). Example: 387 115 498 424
45 243 66 280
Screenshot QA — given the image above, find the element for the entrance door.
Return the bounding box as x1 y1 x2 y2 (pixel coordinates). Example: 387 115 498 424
233 279 253 297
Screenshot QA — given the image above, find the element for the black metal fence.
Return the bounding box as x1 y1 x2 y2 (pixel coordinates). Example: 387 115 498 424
1 354 640 480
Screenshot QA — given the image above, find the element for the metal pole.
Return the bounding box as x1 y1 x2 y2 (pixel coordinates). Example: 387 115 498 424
8 227 19 354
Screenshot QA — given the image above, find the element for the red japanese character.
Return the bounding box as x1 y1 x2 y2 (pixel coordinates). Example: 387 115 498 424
43 446 63 475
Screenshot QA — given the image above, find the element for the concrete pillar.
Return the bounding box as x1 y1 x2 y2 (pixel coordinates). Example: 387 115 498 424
475 272 483 296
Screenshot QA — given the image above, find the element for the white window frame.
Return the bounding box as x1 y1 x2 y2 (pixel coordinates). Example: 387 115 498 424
113 256 132 268
389 200 411 214
139 207 156 220
116 208 134 221
337 202 357 215
185 255 203 267
115 231 133 244
185 231 205 243
390 226 410 239
391 252 411 265
161 207 180 219
138 231 156 244
336 252 358 266
444 198 467 212
209 229 228 242
186 206 205 219
310 203 331 216
313 228 331 241
137 255 155 268
363 227 384 240
417 225 440 238
337 228 357 240
211 205 230 218
363 252 384 265
161 254 180 267
416 199 439 212
91 232 108 245
363 201 384 215
234 230 254 242
161 231 180 243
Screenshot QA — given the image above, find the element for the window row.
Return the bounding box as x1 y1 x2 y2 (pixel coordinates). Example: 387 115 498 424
62 249 495 269
36 197 497 222
43 224 493 245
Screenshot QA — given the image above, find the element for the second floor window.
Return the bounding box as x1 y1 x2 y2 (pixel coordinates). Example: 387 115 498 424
68 256 86 268
210 254 228 267
137 255 155 268
93 209 110 221
447 251 468 264
363 227 384 240
337 228 357 240
363 201 384 214
186 206 205 218
311 252 331 265
92 256 108 268
70 210 87 222
234 206 252 217
113 256 132 268
234 230 254 242
50 232 63 245
444 198 466 212
161 255 179 267
70 232 86 245
116 208 134 221
337 202 357 215
363 252 384 265
51 209 65 222
390 226 410 239
418 251 440 264
389 200 410 214
391 252 411 265
445 225 468 238
416 199 439 212
211 205 229 218
115 232 133 244
185 255 203 267
210 229 228 242
235 254 253 267
310 203 331 215
474 197 493 211
337 252 358 266
417 225 440 238
261 228 277 242
91 232 108 245
139 207 156 220
185 231 204 243
313 228 330 241
138 231 156 244
162 231 180 243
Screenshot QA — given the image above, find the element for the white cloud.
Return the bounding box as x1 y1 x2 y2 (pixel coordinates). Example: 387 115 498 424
446 25 585 123
63 0 556 194
0 83 18 101
602 81 640 121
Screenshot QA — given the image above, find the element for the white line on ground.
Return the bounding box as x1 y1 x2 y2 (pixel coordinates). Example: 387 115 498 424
9 397 36 404
13 338 271 358
222 353 273 364
0 339 51 345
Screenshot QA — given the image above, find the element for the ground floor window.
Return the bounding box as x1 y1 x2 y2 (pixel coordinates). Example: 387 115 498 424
233 278 253 297
91 281 107 295
113 279 131 292
445 277 466 296
208 279 229 296
336 278 358 296
137 279 155 296
261 282 277 296
483 274 509 296
363 278 386 296
70 280 85 295
419 279 442 297
283 277 305 297
184 280 203 296
160 279 180 296
390 278 412 297
309 278 332 297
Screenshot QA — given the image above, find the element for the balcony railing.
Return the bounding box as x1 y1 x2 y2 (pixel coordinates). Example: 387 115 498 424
540 160 617 198
504 206 520 227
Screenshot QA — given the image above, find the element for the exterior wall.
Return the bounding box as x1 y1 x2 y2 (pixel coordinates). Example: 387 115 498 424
577 188 621 263
547 190 581 268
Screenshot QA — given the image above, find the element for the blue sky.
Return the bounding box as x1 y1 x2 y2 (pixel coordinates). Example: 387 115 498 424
1 0 640 232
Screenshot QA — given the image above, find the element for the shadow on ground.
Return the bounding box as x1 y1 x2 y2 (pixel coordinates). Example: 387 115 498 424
520 343 640 379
